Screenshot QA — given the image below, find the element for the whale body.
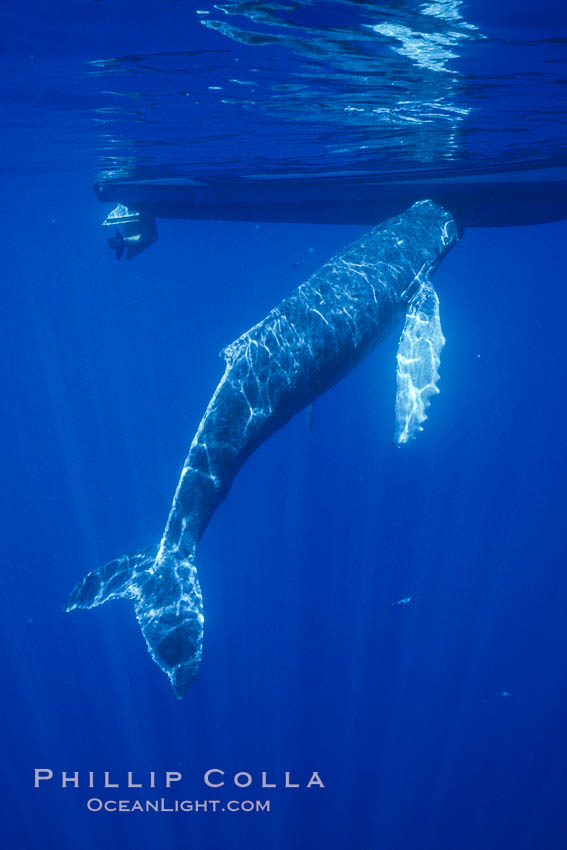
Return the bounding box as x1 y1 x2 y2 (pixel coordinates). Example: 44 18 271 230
66 200 458 697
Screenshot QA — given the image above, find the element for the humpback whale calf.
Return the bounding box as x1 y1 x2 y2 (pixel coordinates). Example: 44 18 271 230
66 200 458 697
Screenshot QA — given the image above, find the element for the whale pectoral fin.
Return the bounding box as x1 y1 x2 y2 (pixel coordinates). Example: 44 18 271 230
394 278 445 446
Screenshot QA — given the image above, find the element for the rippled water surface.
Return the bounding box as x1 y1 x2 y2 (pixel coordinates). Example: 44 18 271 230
2 0 566 182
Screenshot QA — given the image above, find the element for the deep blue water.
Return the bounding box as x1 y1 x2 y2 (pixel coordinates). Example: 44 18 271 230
2 2 567 849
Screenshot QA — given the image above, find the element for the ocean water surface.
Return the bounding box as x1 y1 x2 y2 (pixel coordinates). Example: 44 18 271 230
2 2 567 849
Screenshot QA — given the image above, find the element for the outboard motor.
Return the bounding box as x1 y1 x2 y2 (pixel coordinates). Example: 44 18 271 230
102 203 157 260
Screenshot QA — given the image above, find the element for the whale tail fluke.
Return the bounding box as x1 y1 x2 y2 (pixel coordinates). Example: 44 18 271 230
65 546 204 699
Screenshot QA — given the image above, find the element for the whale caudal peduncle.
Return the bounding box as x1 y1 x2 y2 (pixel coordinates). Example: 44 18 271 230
66 200 459 698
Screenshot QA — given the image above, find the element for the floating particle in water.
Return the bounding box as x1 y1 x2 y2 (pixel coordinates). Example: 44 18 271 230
391 595 414 608
482 690 514 703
